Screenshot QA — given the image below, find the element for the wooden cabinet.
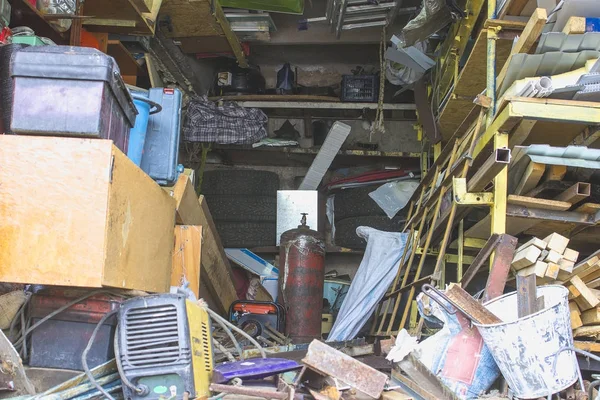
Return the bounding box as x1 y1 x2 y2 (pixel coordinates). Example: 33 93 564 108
0 136 175 292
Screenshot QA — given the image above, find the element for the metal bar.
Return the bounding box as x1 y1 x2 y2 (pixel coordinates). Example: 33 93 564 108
335 0 349 39
490 133 509 268
506 204 595 224
483 234 518 301
555 182 591 204
384 166 443 334
460 234 501 289
397 144 463 329
431 110 484 283
302 340 388 398
209 384 297 399
467 148 511 192
516 274 538 318
458 220 464 280
343 20 387 30
346 3 395 13
230 101 416 110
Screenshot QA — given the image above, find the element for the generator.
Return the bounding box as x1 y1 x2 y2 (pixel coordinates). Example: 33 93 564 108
117 294 213 399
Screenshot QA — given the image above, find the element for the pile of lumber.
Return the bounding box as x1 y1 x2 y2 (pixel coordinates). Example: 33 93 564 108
511 233 579 283
510 233 600 351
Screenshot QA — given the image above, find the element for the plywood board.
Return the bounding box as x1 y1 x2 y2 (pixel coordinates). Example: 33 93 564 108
172 175 239 314
0 136 175 292
172 225 202 297
103 147 175 293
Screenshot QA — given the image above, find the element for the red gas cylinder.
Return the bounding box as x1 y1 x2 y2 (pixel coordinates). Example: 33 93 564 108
279 214 325 343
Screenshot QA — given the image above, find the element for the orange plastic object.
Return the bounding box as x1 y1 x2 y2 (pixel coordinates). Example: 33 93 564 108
233 303 277 315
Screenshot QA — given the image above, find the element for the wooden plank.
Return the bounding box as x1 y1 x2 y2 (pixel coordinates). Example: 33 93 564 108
581 266 600 284
0 136 175 292
514 162 546 195
562 16 586 34
574 340 600 352
570 302 584 330
172 225 202 297
581 307 600 325
512 246 543 270
543 165 567 182
558 259 575 273
507 195 571 211
573 325 600 338
497 9 548 89
445 285 502 324
569 276 600 311
517 260 548 278
172 175 239 314
544 250 562 264
543 232 570 254
576 203 600 214
545 262 560 279
516 237 547 253
564 248 580 263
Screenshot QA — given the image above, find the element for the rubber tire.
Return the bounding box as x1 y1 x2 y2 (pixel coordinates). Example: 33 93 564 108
216 222 276 248
206 195 276 223
202 170 280 196
334 216 405 249
334 186 386 221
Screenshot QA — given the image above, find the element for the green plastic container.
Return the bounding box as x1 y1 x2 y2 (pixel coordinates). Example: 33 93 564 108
12 36 46 46
218 0 303 14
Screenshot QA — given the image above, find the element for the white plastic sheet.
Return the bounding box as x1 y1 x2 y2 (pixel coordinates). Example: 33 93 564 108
368 180 420 219
327 227 409 342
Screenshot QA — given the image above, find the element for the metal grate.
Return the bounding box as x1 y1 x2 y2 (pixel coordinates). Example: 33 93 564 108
123 304 186 368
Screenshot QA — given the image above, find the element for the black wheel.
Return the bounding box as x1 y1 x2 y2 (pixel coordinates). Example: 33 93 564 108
206 195 276 223
215 222 276 248
334 186 386 221
334 216 405 249
201 170 279 196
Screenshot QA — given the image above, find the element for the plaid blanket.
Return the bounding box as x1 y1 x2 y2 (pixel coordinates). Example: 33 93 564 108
183 96 268 144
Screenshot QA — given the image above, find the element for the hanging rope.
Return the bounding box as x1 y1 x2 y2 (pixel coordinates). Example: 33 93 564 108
370 25 387 141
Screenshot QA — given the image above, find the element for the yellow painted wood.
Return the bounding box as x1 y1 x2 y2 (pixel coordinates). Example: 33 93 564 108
172 225 202 297
0 136 175 292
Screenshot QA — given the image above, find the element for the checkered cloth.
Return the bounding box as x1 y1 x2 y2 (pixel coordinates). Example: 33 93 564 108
183 96 268 144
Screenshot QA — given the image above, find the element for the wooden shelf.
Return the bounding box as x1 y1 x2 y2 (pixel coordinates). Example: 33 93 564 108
82 0 162 35
8 0 67 44
223 100 416 111
212 144 421 159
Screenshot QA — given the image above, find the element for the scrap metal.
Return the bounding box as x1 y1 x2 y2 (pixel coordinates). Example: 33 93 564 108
301 340 388 399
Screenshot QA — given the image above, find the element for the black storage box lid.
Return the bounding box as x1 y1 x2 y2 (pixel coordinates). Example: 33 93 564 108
11 45 137 127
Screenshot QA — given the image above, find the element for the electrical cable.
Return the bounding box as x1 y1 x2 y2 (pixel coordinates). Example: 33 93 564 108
209 307 244 360
114 326 146 395
13 289 112 348
81 309 119 400
198 299 266 359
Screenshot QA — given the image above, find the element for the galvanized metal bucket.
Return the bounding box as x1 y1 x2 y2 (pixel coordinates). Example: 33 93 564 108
473 285 577 399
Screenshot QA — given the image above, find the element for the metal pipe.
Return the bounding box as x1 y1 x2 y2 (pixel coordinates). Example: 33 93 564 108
589 379 600 400
487 0 498 125
555 182 591 204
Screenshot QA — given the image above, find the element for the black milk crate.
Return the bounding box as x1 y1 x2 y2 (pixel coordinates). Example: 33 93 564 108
340 75 378 102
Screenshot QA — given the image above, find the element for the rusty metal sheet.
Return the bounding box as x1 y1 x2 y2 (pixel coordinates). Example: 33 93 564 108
301 340 388 399
483 234 518 301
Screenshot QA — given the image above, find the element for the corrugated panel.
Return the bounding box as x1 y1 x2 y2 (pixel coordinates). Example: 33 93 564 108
514 145 600 169
499 50 600 95
536 32 600 53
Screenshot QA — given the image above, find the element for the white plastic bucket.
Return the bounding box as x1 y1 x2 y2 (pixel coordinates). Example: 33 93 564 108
473 285 578 399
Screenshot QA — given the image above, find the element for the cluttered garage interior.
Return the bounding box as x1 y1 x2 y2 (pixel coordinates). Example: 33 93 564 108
3 0 600 399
